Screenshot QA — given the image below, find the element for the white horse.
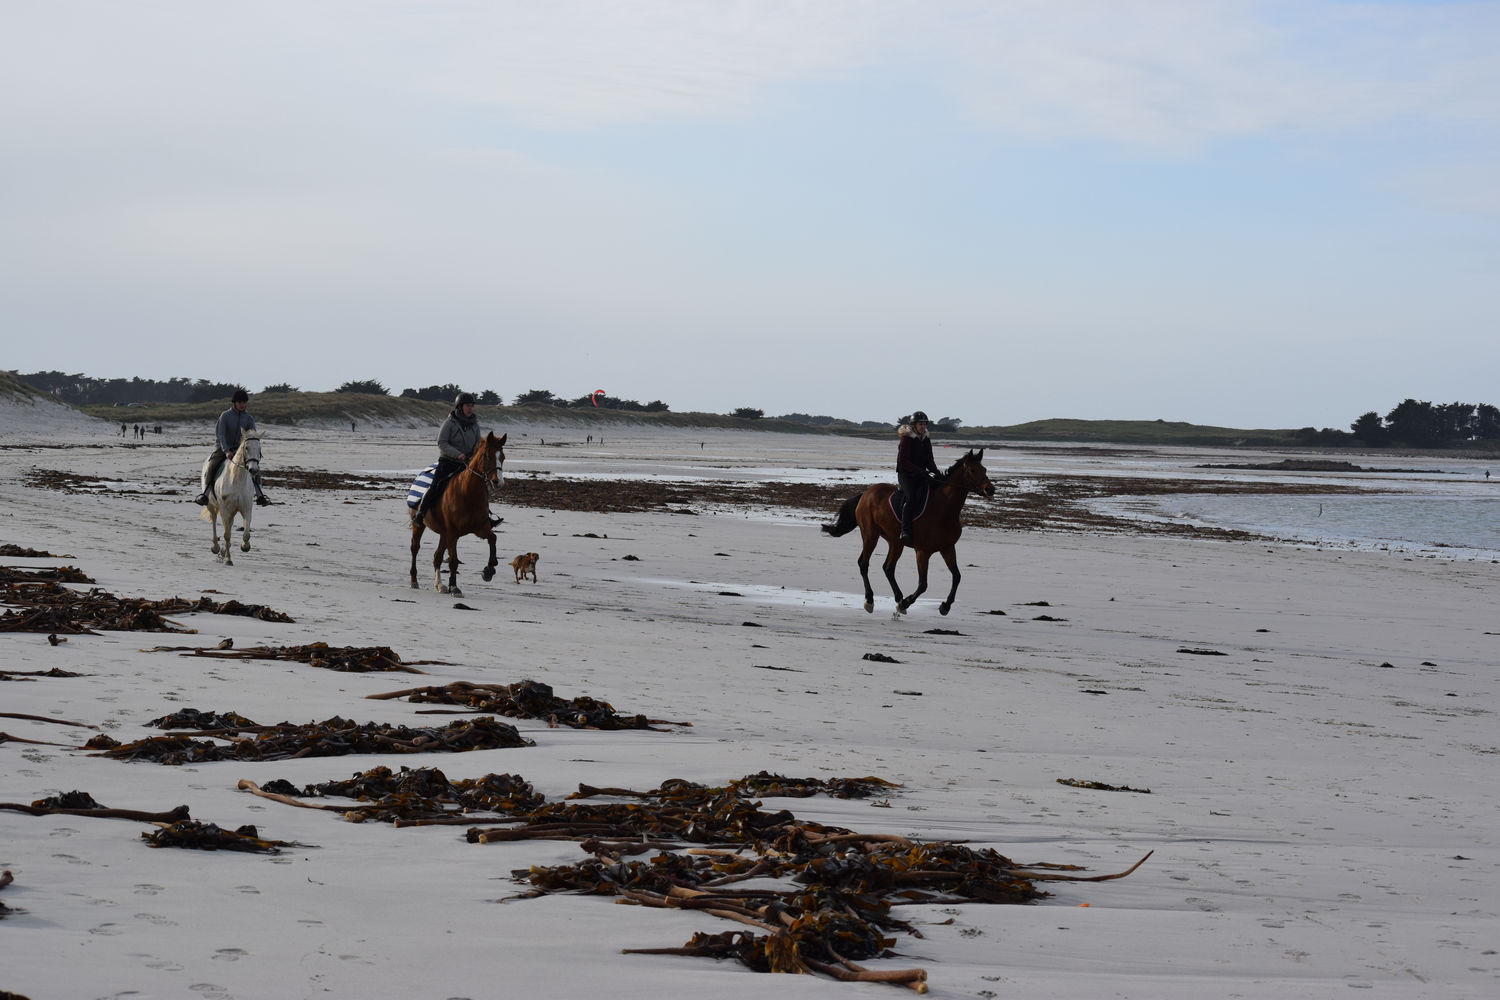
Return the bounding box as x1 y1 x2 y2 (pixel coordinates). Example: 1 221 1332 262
199 431 260 564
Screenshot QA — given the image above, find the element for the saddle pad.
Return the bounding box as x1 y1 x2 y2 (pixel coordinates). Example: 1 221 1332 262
406 464 438 509
888 490 928 522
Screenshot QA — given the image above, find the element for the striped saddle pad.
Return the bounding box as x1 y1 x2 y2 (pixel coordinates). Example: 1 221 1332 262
406 464 438 509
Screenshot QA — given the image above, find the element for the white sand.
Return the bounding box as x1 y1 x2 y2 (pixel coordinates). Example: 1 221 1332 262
1 422 1496 999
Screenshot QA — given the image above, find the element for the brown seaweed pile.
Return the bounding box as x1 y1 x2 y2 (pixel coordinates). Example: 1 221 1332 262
241 765 546 824
366 679 689 729
142 820 299 853
0 543 70 557
144 642 430 673
0 565 94 584
0 578 294 635
99 714 532 764
239 768 1147 991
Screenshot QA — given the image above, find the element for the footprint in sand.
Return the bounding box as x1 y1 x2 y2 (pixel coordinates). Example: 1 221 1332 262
143 958 185 972
135 912 179 926
88 922 123 936
134 883 164 896
212 947 249 961
234 885 260 895
188 983 232 999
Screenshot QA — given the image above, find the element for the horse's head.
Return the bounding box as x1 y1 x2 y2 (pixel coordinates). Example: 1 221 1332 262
479 431 507 492
946 449 994 499
238 431 262 471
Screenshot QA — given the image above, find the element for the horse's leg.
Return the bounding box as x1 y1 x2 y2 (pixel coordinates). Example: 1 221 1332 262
445 536 462 597
898 550 933 614
881 536 908 615
936 545 962 616
240 506 252 552
221 509 234 566
431 533 447 593
481 532 497 583
409 521 424 589
856 523 879 614
208 506 221 556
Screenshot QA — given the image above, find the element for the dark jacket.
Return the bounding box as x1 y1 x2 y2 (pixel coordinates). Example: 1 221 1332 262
896 424 939 478
438 409 481 463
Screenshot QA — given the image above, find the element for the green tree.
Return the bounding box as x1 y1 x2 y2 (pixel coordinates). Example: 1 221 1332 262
514 389 556 406
1384 399 1441 448
261 382 299 394
476 389 501 405
336 380 389 395
1350 411 1386 445
733 407 763 420
1475 403 1500 440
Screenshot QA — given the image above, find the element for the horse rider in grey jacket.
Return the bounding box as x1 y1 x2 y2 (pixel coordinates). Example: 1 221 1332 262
195 388 270 506
410 392 501 526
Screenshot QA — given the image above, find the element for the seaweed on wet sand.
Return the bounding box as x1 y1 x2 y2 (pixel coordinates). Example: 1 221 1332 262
0 577 294 635
238 768 1150 990
98 714 532 764
142 642 431 673
365 679 689 729
142 820 302 853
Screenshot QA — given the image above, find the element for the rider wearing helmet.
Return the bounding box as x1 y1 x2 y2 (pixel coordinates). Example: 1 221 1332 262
195 388 270 506
896 410 941 544
411 391 500 526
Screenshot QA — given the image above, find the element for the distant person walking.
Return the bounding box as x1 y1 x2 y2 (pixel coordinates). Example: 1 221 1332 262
195 389 270 507
896 410 942 545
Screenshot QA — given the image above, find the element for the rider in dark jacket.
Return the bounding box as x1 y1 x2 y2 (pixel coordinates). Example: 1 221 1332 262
896 410 941 544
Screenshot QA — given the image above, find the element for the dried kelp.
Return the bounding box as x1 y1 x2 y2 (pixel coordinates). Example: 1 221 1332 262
239 765 546 824
144 642 431 673
240 768 1148 991
100 714 532 764
149 708 258 730
0 790 191 824
0 565 94 584
365 679 689 729
1 543 69 557
1 667 86 680
1057 778 1152 794
142 820 300 853
0 580 293 634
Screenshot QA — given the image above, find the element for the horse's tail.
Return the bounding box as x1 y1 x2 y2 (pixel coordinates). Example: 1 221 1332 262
821 494 863 537
199 506 213 522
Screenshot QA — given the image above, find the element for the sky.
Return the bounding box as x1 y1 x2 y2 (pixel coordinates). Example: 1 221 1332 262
3 1 1498 429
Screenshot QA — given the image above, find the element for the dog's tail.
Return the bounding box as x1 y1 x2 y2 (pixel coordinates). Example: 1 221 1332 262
820 494 862 537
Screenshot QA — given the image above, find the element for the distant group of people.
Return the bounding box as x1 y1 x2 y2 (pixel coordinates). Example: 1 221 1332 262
121 423 162 439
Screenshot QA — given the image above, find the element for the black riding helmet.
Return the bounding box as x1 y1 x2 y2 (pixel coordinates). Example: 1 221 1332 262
910 410 929 423
455 391 476 408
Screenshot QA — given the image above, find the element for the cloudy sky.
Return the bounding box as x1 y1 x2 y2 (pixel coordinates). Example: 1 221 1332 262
3 1 1497 428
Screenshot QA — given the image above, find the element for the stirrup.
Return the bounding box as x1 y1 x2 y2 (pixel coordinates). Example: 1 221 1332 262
255 495 271 506
194 494 208 506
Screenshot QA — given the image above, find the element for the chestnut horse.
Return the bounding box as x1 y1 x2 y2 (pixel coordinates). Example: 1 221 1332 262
821 449 994 616
409 431 506 596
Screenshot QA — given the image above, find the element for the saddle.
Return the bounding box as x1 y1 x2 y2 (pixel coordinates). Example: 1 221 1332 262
888 489 929 523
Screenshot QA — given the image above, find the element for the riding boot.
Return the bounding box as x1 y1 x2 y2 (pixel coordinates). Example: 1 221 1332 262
252 469 271 506
900 505 915 545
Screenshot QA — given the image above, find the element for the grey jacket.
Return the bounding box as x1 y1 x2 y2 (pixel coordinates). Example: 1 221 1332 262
215 407 257 453
438 410 481 462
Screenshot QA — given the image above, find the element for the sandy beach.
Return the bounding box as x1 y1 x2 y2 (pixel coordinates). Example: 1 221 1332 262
2 407 1496 999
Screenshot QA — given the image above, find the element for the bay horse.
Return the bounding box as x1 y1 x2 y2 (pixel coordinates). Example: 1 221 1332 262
821 449 994 616
200 431 261 565
409 431 506 596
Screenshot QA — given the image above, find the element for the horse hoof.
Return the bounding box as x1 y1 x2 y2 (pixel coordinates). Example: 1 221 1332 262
409 581 418 590
450 587 463 598
240 543 250 552
939 603 951 616
863 601 874 614
481 567 495 582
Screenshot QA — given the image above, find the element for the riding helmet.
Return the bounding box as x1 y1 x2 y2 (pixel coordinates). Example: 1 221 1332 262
910 410 929 423
231 388 249 403
455 391 476 408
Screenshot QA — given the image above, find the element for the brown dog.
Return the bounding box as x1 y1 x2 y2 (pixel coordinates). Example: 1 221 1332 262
509 552 539 583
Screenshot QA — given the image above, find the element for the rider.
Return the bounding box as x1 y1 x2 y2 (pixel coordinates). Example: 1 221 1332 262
896 410 942 544
195 388 270 507
411 391 501 527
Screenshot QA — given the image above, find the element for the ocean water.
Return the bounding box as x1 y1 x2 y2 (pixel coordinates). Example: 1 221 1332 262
1087 485 1500 561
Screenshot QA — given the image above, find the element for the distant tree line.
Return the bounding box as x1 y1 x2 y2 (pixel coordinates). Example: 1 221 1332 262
511 388 670 411
1349 399 1500 448
13 371 246 405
